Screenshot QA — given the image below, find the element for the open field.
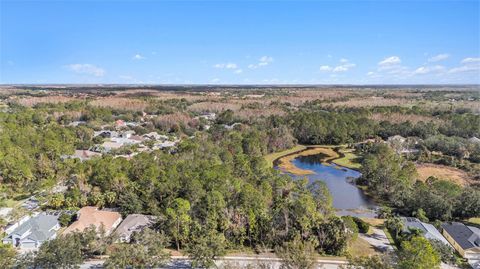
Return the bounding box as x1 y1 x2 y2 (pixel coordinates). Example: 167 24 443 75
416 163 473 186
4 86 479 114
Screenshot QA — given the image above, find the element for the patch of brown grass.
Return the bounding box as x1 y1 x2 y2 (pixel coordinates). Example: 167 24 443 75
90 97 149 111
361 218 385 228
12 96 80 107
188 102 242 112
332 97 417 108
235 108 286 119
416 163 472 186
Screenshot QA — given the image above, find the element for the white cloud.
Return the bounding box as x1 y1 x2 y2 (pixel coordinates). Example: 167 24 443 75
214 63 238 69
333 62 356 72
233 69 243 74
319 65 332 71
428 54 449 62
133 54 145 60
66 64 105 77
210 78 220 83
448 65 480 74
378 56 401 66
319 59 355 73
248 56 274 69
461 57 480 64
259 56 273 64
448 57 480 74
367 71 375 76
413 65 445 75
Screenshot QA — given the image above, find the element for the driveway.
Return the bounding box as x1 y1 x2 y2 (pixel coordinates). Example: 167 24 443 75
359 227 394 252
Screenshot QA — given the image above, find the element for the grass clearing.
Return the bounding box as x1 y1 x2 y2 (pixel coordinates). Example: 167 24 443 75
467 217 480 225
348 236 377 257
332 148 362 169
264 145 307 168
416 163 472 186
361 218 385 228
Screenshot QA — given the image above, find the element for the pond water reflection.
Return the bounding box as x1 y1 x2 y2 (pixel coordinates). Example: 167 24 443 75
278 153 377 217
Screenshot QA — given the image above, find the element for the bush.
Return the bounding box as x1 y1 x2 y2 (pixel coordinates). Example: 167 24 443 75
353 217 370 233
58 213 73 227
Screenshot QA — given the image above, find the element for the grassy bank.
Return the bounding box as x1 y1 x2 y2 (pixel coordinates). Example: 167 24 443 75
264 145 307 168
276 147 340 175
332 148 362 169
265 145 362 174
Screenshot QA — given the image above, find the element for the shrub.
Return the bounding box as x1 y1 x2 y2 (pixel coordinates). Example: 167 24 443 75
353 217 370 233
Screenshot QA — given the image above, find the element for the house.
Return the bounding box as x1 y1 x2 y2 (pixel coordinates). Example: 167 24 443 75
401 217 451 246
93 130 119 138
143 132 168 141
118 130 135 139
442 222 480 260
4 215 31 235
115 214 156 242
2 214 60 249
63 207 122 236
387 135 420 154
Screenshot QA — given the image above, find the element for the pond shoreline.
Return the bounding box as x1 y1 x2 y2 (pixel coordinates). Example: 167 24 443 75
273 145 359 175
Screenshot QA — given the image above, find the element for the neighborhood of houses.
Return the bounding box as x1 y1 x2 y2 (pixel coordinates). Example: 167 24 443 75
1 207 479 266
2 206 155 251
62 112 221 161
63 119 181 161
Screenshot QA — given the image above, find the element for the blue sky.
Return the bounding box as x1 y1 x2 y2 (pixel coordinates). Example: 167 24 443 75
1 0 479 84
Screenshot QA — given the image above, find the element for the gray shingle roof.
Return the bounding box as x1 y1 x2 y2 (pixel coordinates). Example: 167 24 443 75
442 222 480 250
402 217 451 246
115 214 155 240
7 214 59 242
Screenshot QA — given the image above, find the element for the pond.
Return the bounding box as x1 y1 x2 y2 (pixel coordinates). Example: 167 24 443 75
276 152 378 218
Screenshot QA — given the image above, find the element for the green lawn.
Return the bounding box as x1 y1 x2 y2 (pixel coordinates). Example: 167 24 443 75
264 145 306 168
467 217 480 226
332 148 362 169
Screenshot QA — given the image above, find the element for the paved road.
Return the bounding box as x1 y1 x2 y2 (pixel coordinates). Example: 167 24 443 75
80 256 347 269
359 227 394 253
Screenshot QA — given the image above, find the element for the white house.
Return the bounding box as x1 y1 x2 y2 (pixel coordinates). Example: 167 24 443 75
2 214 60 250
401 217 451 247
